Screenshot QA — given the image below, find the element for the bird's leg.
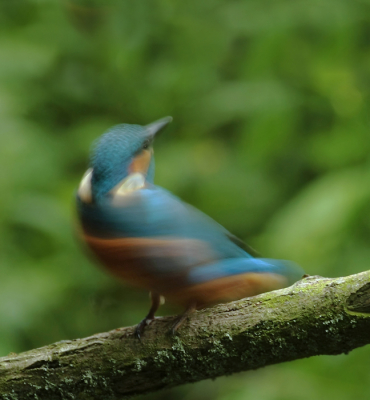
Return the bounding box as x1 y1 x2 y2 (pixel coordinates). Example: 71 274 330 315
171 302 197 335
135 292 161 339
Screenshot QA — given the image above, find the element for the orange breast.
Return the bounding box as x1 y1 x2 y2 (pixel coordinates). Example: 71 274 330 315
82 234 216 292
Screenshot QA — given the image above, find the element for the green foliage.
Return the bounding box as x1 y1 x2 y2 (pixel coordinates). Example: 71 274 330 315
1 0 370 398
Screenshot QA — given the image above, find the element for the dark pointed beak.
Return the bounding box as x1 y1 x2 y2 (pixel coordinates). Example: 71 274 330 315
145 116 172 137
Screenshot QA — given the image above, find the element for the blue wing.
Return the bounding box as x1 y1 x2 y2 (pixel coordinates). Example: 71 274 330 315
77 184 251 260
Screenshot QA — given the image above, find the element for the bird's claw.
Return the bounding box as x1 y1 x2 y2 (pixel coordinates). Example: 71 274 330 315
169 304 196 336
135 317 154 339
170 324 179 337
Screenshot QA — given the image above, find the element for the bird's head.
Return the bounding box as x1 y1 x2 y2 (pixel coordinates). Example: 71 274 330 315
78 116 172 203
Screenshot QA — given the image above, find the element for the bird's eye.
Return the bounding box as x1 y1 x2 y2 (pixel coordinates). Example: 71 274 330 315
142 139 151 150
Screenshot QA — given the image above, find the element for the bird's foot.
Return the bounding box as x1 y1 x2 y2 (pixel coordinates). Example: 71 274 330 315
134 292 162 340
135 317 155 340
170 316 185 336
170 303 196 336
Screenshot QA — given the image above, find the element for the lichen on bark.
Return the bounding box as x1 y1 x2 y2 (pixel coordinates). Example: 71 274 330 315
1 271 370 399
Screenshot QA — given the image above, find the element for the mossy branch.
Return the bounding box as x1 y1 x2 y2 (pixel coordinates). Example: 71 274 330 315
1 271 370 399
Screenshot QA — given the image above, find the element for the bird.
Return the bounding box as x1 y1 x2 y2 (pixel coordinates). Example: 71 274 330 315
76 116 303 337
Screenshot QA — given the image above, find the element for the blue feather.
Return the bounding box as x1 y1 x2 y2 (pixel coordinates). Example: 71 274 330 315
187 258 303 285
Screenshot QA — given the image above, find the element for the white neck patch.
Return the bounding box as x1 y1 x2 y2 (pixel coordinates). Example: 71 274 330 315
112 172 146 197
77 168 93 203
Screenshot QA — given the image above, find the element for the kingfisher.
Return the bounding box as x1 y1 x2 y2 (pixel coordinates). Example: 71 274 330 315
76 116 303 337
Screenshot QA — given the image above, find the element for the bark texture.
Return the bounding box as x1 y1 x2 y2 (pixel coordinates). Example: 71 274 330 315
1 271 370 399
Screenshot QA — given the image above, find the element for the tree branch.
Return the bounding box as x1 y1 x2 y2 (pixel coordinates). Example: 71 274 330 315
1 271 370 399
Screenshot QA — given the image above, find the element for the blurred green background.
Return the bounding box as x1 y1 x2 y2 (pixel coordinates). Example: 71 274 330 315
1 0 370 399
